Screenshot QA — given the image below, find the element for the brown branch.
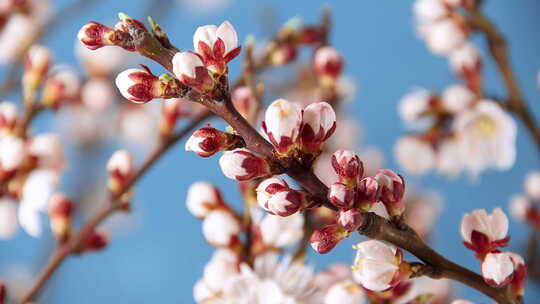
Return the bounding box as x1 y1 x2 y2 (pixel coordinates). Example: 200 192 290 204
465 2 540 154
20 112 212 303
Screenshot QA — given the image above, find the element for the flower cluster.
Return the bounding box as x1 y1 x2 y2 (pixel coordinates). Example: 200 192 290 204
396 88 516 178
509 171 540 229
460 208 526 295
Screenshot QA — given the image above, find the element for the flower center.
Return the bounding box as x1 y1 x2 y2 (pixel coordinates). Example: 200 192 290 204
471 115 497 137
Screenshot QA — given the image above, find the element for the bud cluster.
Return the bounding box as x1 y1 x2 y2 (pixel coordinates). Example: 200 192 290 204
185 182 242 250
262 98 336 158
460 208 526 294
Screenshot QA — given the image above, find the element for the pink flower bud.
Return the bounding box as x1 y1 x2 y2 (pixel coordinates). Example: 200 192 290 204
525 171 540 201
508 252 526 296
42 68 81 108
356 177 380 210
172 51 214 93
186 126 243 158
83 228 109 252
77 22 116 50
193 21 241 75
352 240 404 291
337 209 364 231
23 45 51 91
266 189 306 217
262 99 302 154
219 148 270 181
48 193 73 242
186 181 224 219
460 208 509 257
314 46 343 80
232 86 256 120
106 150 134 194
256 177 290 211
300 102 337 151
331 149 363 183
202 209 241 247
374 169 405 217
115 68 162 103
0 102 16 132
481 252 514 287
310 224 349 254
328 182 355 209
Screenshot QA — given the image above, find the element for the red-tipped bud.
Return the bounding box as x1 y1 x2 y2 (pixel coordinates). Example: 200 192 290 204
115 68 162 103
298 26 323 44
48 193 73 243
314 46 343 82
82 229 109 252
481 252 515 287
262 99 302 155
219 148 271 181
331 149 363 184
374 169 405 218
265 189 308 217
106 150 134 194
337 209 364 231
172 51 215 93
509 253 526 297
256 177 290 210
77 22 116 50
186 181 224 219
270 43 297 66
356 177 380 211
310 224 349 254
193 21 241 75
232 86 257 120
41 68 81 108
0 102 16 133
328 182 355 209
185 126 243 158
202 209 241 248
300 102 336 152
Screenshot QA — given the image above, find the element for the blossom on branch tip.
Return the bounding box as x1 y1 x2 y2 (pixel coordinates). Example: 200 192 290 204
374 169 405 218
172 51 214 93
481 252 514 287
460 208 509 257
256 177 310 217
42 67 81 108
256 177 290 210
314 46 343 86
311 224 349 254
352 240 407 291
186 181 224 219
186 126 244 158
202 209 241 248
106 150 134 194
47 193 73 242
413 0 450 23
77 22 116 50
328 182 355 209
193 21 241 75
337 209 364 232
202 249 239 291
300 102 337 151
262 98 302 154
420 18 467 55
449 43 482 86
219 148 271 181
398 89 432 128
331 149 363 184
82 228 109 252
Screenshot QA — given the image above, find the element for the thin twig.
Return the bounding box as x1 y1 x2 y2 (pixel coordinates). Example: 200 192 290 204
20 112 212 303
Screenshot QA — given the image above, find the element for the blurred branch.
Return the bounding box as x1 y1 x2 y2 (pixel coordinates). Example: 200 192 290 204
465 1 540 155
20 112 212 303
0 0 104 98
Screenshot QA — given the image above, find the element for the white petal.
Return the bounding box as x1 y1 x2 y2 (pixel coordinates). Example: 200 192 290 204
216 21 238 54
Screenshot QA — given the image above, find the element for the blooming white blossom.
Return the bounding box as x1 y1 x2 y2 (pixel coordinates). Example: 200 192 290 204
260 212 304 248
481 252 515 287
352 240 402 291
524 171 540 201
263 99 302 153
460 208 508 246
394 136 435 175
193 21 238 58
453 100 517 176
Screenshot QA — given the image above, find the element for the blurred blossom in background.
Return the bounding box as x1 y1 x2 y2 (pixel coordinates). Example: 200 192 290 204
0 0 539 303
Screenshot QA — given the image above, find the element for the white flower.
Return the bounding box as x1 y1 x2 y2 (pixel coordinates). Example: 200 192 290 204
352 240 401 291
394 136 435 175
413 0 448 23
453 100 517 176
193 21 238 57
441 84 475 114
0 135 25 171
203 249 239 291
460 208 508 244
107 150 133 178
172 51 205 79
300 102 337 145
481 252 515 287
422 19 467 55
0 198 18 239
313 46 343 78
202 210 240 247
186 181 221 218
263 99 302 153
525 171 540 201
324 281 364 304
260 213 304 248
399 89 431 128
508 195 531 222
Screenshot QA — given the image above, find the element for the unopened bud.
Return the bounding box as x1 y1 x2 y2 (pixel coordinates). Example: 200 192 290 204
48 193 73 243
107 150 134 194
270 43 297 66
374 169 405 218
186 126 244 158
314 46 343 87
115 68 163 103
77 22 116 50
337 209 364 231
172 51 214 93
331 149 363 185
328 182 354 209
300 102 336 152
310 224 349 254
82 229 109 252
23 45 51 98
0 102 16 133
219 148 271 181
356 177 379 211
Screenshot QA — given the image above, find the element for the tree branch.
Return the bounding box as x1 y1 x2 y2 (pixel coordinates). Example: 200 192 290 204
20 112 212 303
